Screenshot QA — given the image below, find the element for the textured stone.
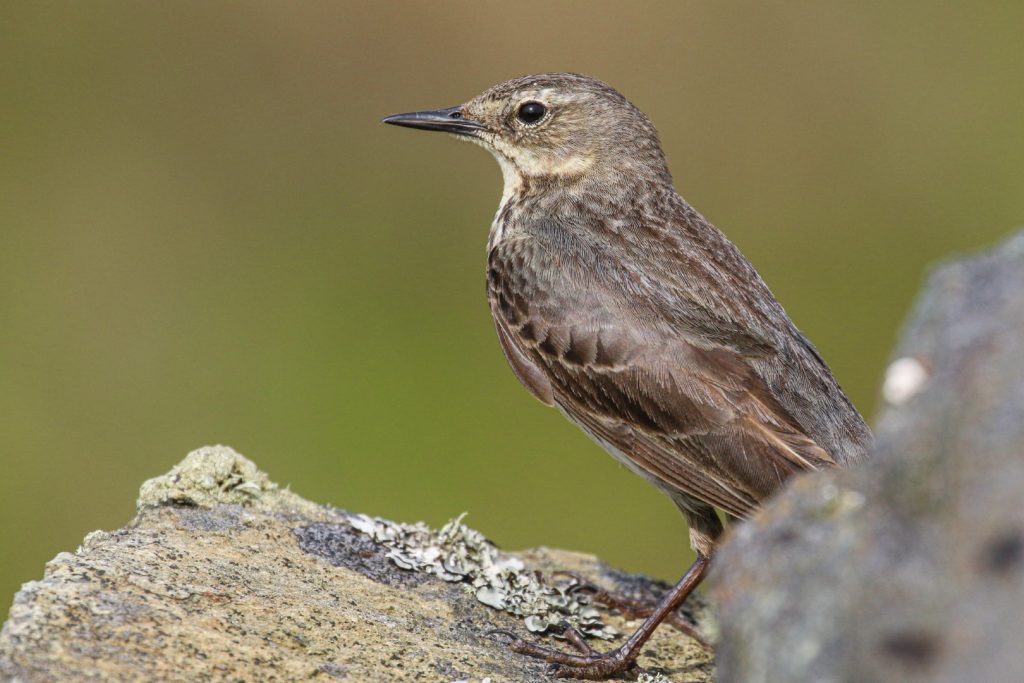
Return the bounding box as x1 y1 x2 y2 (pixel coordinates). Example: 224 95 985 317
9 230 1022 682
0 445 712 682
712 231 1024 683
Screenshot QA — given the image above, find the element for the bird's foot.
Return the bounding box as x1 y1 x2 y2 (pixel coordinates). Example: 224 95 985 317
489 557 712 678
556 572 710 649
487 624 638 680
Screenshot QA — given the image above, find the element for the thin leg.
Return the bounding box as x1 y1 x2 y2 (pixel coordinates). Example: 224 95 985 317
560 623 597 656
490 554 711 679
553 573 709 648
588 587 709 649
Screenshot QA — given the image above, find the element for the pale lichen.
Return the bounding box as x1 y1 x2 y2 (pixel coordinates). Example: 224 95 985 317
136 445 327 520
637 673 673 683
137 445 274 509
348 512 618 640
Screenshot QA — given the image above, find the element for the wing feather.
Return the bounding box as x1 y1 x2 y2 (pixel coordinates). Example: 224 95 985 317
487 232 839 519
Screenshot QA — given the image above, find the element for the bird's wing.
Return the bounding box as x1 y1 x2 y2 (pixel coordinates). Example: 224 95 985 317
488 237 836 519
492 313 554 406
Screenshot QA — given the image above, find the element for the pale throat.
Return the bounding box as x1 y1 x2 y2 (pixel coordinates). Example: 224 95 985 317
486 154 521 251
486 143 594 250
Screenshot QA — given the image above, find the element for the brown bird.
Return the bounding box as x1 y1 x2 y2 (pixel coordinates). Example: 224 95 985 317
384 73 871 679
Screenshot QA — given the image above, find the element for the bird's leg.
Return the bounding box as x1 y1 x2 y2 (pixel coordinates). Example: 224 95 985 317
553 571 709 648
490 554 710 680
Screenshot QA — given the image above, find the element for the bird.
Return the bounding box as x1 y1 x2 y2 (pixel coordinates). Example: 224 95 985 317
383 73 872 679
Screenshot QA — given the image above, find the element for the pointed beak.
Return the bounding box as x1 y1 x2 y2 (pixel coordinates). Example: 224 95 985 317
382 106 486 137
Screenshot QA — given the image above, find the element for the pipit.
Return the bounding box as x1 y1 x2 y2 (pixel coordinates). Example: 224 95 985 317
384 73 871 679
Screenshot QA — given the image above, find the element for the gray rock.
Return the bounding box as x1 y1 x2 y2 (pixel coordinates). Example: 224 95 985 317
8 230 1023 683
712 231 1024 683
0 445 712 682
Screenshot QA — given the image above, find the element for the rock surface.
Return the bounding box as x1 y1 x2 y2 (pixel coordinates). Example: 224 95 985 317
0 446 712 682
712 231 1024 683
6 232 1024 683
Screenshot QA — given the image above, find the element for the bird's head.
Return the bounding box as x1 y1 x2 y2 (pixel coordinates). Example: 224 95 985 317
384 73 672 196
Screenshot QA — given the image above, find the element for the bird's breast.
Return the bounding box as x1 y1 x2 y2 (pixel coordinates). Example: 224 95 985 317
487 194 526 253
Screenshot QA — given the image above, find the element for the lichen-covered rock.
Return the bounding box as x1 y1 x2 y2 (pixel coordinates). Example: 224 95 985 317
135 444 325 519
712 231 1024 683
0 446 712 682
344 513 619 640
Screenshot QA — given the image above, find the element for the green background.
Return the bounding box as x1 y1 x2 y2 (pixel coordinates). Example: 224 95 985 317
3 1 1023 608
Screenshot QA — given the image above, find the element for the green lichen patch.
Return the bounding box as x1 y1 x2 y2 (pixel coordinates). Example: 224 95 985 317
348 512 618 640
136 445 326 519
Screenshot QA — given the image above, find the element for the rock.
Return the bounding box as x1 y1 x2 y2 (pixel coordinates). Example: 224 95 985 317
0 446 712 682
9 231 1022 683
712 231 1024 683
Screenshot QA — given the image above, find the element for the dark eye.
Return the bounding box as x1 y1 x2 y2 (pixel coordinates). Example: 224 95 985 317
517 101 547 124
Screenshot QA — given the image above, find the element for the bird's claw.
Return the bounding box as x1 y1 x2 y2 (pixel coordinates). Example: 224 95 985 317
554 574 710 649
548 657 638 680
486 624 637 677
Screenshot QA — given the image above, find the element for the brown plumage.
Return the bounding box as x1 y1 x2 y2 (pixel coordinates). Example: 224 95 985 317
385 73 872 679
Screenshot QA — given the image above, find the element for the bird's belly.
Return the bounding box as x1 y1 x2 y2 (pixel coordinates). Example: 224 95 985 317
555 404 673 494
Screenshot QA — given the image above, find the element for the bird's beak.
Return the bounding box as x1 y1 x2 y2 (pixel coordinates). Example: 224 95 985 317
382 106 486 137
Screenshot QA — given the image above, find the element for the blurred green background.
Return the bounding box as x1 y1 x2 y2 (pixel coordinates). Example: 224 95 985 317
2 1 1023 608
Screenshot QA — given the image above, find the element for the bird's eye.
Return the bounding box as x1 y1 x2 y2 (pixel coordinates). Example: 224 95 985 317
516 101 547 125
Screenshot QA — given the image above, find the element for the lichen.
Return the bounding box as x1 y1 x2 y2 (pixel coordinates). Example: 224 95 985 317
136 445 327 520
348 512 618 640
137 445 274 509
637 674 673 683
